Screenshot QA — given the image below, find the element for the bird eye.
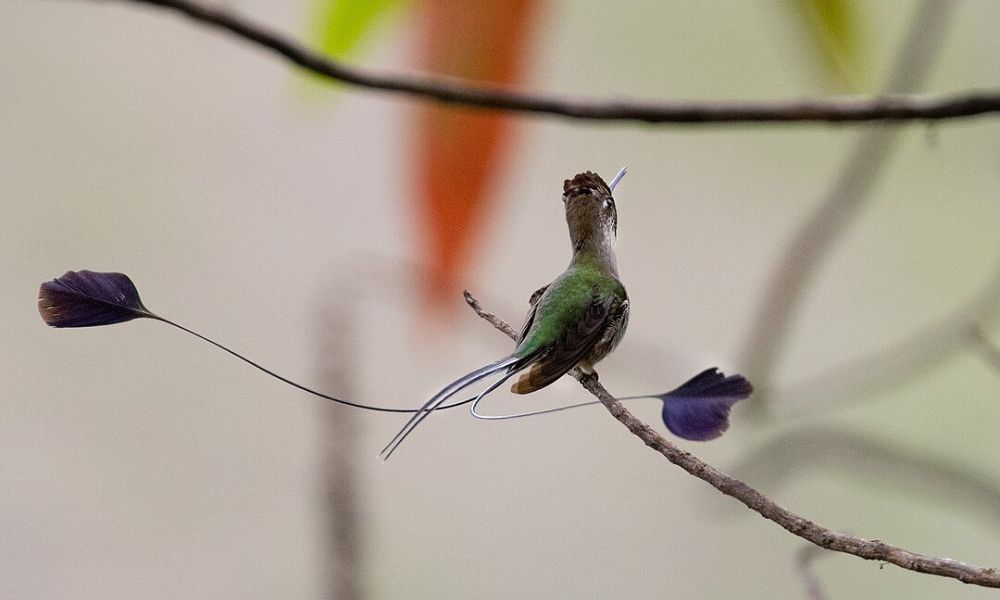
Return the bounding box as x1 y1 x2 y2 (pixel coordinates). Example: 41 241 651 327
604 196 615 209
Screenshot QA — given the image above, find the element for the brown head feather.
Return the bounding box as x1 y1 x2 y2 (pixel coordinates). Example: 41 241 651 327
563 171 611 198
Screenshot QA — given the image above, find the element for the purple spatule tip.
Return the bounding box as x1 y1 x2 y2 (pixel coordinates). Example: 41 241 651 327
39 270 156 328
36 269 486 416
659 368 753 441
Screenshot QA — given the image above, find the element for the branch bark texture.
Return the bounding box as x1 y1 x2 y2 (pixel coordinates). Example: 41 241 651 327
463 291 1000 588
104 0 1000 125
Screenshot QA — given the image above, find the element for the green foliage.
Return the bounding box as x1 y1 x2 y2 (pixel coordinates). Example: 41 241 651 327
793 0 869 90
309 0 407 60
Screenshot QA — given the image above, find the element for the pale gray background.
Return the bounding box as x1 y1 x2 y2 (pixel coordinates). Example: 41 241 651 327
3 2 999 598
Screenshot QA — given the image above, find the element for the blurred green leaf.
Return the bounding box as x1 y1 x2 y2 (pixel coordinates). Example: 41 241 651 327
310 0 407 60
793 0 869 90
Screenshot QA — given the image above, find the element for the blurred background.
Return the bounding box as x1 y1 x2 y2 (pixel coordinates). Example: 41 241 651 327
3 1 999 598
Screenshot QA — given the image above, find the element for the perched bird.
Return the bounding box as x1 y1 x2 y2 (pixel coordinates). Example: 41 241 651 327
381 170 630 459
38 169 751 457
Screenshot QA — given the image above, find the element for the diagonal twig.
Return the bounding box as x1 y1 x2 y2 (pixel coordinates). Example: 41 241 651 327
463 290 1000 588
966 325 1000 376
729 427 1000 533
81 0 1000 125
767 259 1000 417
741 0 956 416
796 544 833 600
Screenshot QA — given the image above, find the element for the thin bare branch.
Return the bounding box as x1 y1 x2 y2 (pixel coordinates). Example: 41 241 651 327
87 0 1000 125
464 290 518 338
463 291 1000 588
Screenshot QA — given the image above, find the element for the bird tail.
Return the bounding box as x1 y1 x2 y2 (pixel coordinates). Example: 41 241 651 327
379 354 532 460
659 368 753 441
509 358 568 394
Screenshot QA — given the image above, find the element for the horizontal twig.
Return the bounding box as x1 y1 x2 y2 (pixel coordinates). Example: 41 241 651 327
103 0 1000 125
463 291 1000 588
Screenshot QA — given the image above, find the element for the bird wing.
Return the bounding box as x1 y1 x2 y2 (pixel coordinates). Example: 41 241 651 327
511 293 616 394
516 284 549 343
528 284 549 306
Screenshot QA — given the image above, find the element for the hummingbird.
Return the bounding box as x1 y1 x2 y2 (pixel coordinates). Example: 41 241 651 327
381 170 630 459
39 169 750 456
